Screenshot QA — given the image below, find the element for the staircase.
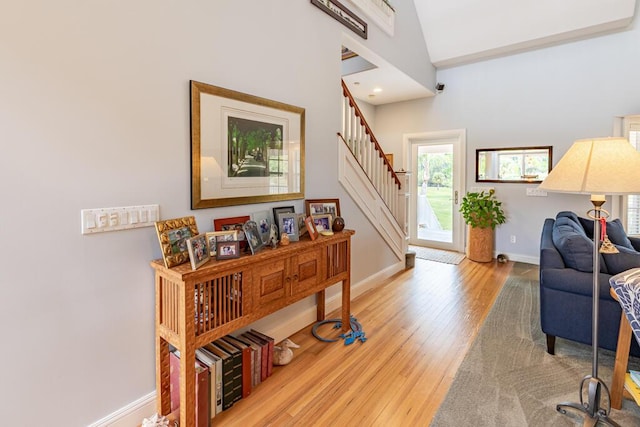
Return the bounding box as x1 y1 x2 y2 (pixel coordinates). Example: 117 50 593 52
338 80 407 261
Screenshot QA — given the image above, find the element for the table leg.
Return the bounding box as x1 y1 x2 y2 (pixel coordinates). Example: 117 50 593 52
611 311 632 410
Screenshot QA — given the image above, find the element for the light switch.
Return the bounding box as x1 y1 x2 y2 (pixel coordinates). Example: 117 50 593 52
84 212 96 229
97 213 108 228
109 212 119 227
81 204 159 234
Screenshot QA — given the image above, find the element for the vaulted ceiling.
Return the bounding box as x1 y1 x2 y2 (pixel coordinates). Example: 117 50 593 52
343 0 637 105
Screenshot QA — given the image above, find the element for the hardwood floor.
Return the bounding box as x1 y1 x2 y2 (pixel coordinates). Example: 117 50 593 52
213 257 514 426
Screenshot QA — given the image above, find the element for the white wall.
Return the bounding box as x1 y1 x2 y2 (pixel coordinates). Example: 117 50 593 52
0 0 430 425
374 18 640 262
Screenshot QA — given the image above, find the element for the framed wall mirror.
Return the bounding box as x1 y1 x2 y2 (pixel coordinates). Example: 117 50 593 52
476 146 552 183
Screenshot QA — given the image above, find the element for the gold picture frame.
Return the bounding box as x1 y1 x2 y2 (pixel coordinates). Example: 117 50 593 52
154 216 199 268
190 80 305 208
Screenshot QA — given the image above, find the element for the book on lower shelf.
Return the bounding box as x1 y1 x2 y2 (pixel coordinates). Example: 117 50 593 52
624 372 640 405
196 347 222 416
221 335 254 398
241 331 271 382
213 338 243 404
169 351 210 427
203 343 235 411
249 329 275 377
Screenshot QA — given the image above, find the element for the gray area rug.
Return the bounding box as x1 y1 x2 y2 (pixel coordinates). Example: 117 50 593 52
431 262 640 426
409 245 465 265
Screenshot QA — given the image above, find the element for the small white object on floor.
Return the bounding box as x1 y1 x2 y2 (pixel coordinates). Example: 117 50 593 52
142 413 170 427
273 338 300 365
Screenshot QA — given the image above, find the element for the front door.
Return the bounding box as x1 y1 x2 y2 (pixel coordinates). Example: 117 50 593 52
405 130 465 252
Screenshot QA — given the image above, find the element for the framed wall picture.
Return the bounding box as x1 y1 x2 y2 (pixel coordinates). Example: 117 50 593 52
190 80 305 209
186 233 210 270
312 214 333 233
310 0 367 39
243 220 264 255
154 216 199 268
214 215 250 250
278 212 300 242
216 241 240 260
205 230 238 257
305 215 319 241
305 198 341 220
251 210 272 244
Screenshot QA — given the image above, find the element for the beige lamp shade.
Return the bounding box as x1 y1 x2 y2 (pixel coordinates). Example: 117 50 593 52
538 137 640 195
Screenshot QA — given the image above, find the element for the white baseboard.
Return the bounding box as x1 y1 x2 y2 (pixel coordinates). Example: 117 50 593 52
89 391 156 427
88 262 405 426
499 252 539 265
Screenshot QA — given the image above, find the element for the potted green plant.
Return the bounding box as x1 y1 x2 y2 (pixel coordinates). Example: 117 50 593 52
459 189 506 262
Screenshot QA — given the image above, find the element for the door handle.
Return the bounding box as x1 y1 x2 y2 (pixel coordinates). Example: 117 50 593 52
455 190 459 204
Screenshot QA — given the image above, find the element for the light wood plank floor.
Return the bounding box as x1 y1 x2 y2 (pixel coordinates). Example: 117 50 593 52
214 257 514 426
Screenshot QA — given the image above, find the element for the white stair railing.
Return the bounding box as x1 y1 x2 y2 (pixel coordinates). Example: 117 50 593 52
340 80 401 225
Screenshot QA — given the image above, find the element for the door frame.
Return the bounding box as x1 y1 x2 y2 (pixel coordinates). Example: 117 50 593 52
403 129 466 252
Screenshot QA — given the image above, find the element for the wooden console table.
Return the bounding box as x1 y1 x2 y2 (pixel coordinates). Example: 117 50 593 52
151 230 354 426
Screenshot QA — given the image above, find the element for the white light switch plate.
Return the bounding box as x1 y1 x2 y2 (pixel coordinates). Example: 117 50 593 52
81 204 160 234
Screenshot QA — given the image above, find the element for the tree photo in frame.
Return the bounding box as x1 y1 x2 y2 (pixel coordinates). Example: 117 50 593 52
191 80 305 209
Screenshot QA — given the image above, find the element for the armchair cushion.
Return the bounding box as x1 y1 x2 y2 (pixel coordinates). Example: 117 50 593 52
579 217 634 250
603 245 640 275
552 216 595 273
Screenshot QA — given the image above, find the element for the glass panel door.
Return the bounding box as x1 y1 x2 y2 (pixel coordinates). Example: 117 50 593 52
409 135 464 251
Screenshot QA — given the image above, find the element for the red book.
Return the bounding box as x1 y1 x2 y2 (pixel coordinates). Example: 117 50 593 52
169 351 210 427
241 332 269 382
235 334 261 388
249 329 275 377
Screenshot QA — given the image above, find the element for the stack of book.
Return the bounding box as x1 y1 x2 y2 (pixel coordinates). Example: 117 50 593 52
169 330 276 424
624 369 640 405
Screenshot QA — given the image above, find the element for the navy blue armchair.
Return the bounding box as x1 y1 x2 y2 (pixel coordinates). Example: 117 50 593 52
539 213 640 356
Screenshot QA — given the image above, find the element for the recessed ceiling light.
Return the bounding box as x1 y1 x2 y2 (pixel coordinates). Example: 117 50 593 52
373 87 382 93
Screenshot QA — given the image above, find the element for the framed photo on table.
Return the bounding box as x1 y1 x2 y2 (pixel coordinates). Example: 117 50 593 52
186 233 210 270
205 230 238 257
216 241 240 260
312 214 333 233
190 80 305 209
305 198 340 220
243 220 264 254
278 212 300 242
154 216 199 268
305 215 319 241
214 215 250 249
251 210 272 244
273 206 294 236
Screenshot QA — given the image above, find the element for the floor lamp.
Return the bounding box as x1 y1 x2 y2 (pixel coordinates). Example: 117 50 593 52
539 137 640 426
